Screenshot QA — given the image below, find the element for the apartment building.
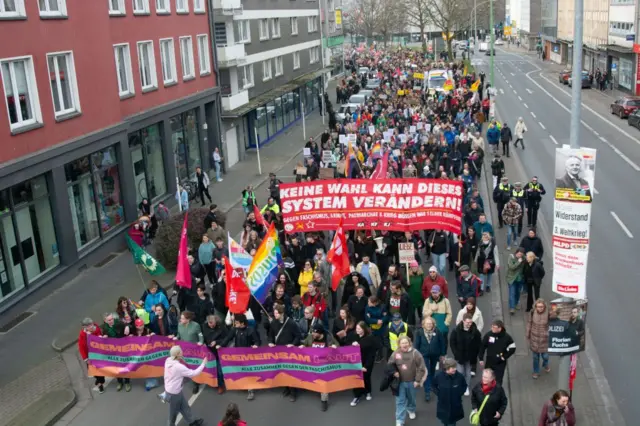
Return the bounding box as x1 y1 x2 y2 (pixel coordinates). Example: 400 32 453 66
556 0 574 63
0 0 221 311
507 0 542 49
606 0 636 92
540 0 559 61
213 0 336 162
582 0 609 73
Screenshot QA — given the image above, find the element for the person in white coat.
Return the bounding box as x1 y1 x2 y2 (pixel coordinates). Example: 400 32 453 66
514 117 528 149
455 296 484 333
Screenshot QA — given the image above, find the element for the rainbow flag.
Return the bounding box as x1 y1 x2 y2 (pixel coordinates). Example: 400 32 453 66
245 223 283 303
370 141 381 158
228 233 253 271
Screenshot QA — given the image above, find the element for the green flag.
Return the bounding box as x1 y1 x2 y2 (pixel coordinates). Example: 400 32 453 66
126 235 166 276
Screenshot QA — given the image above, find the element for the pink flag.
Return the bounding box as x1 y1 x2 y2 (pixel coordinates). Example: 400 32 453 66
370 152 389 180
175 213 192 289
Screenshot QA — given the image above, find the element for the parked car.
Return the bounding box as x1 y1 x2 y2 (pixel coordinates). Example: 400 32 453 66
610 96 640 118
348 94 368 105
628 109 640 130
495 39 504 46
358 67 370 76
485 49 495 56
559 69 571 84
365 79 381 90
568 71 591 88
479 42 488 52
336 103 360 121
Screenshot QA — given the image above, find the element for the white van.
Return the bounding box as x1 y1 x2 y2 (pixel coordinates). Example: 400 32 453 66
426 69 452 93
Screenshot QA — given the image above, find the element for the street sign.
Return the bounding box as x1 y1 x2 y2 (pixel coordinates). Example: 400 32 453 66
398 243 415 264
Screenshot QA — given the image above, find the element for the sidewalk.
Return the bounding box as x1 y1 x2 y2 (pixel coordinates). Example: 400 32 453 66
476 128 626 425
0 79 337 426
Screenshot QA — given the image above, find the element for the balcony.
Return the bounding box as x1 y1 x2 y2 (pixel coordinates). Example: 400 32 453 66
222 90 249 111
212 0 243 15
217 44 246 67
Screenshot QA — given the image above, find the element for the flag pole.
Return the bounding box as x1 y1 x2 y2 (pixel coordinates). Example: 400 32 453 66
134 264 149 294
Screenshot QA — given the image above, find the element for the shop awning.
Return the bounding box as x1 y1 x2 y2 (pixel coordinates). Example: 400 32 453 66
221 67 333 119
600 44 633 54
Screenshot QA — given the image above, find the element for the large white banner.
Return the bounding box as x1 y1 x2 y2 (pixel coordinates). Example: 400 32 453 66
552 147 596 299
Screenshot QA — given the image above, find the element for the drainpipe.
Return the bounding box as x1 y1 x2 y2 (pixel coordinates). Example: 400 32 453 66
207 0 226 173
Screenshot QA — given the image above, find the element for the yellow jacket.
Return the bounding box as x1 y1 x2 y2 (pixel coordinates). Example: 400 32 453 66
298 269 314 296
260 203 280 215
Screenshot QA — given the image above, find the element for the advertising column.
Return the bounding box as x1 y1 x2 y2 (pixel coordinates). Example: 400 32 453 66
552 147 596 299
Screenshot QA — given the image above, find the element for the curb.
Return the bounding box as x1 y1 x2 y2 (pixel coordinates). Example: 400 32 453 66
50 129 323 354
6 387 77 426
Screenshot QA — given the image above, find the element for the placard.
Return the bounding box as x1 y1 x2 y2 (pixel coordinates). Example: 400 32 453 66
336 160 346 174
369 125 376 135
413 72 424 80
548 298 588 355
322 150 333 163
397 90 405 96
410 125 417 133
303 148 311 157
425 124 432 133
384 133 391 142
392 149 401 157
347 134 357 143
319 168 334 180
417 122 424 130
398 242 415 264
399 134 407 143
339 135 347 144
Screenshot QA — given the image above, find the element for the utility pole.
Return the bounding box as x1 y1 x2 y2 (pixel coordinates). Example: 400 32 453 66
474 0 477 54
489 0 495 87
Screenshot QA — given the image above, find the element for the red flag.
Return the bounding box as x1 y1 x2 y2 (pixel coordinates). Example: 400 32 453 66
326 219 351 291
370 152 389 180
224 256 250 314
253 204 266 226
175 213 192 288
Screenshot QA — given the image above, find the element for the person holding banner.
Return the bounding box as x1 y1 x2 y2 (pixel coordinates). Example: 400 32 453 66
164 346 207 426
350 322 382 406
300 322 339 411
218 314 260 400
78 318 106 394
267 305 302 401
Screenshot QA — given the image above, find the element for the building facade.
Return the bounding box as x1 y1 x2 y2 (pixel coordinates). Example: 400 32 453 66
606 0 636 92
0 0 221 311
213 0 336 162
541 0 559 60
582 0 609 73
556 0 574 63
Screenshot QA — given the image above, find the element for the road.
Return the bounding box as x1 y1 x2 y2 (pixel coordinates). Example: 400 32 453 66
473 48 638 424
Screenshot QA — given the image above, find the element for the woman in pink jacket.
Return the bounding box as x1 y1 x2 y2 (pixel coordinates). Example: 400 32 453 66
164 346 207 426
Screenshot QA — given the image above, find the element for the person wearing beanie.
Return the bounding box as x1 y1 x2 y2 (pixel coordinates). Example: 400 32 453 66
423 285 453 352
163 345 207 426
422 265 449 300
78 317 106 394
301 322 338 411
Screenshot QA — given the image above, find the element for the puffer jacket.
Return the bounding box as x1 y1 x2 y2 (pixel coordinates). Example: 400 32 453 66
526 307 549 353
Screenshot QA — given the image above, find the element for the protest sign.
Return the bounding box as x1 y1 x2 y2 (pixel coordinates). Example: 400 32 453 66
398 243 415 264
552 147 596 299
392 149 401 157
548 298 588 355
417 122 423 130
219 346 364 393
86 335 218 387
347 134 357 143
369 125 376 135
303 148 311 157
409 125 417 133
296 166 307 176
339 135 347 144
322 150 333 164
319 168 334 180
280 179 464 233
413 72 424 80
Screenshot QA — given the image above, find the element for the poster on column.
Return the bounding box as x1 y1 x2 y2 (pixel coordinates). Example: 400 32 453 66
279 179 464 233
547 298 588 354
552 147 596 299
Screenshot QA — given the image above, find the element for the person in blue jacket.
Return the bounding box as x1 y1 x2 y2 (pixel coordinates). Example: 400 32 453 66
486 122 501 154
364 295 388 361
413 317 447 402
144 280 169 321
432 358 468 426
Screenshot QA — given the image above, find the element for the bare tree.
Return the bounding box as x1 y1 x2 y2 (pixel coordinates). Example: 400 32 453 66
425 0 484 58
343 0 383 44
404 0 430 52
377 0 407 46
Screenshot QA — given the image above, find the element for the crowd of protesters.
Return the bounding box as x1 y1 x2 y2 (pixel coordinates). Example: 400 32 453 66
78 44 574 426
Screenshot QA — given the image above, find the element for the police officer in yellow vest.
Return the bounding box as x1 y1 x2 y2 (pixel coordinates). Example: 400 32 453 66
524 176 546 228
492 176 512 228
512 182 526 237
388 313 413 352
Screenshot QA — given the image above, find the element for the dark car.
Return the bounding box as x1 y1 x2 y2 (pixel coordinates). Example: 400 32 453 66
559 69 571 84
485 49 495 56
610 96 640 118
628 109 640 130
568 71 591 88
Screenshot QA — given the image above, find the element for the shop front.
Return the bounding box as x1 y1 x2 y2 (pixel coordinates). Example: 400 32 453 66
326 35 345 77
607 46 635 93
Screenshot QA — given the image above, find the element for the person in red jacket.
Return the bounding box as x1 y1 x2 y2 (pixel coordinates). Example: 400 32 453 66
422 266 449 299
218 402 247 426
302 281 327 322
78 317 106 393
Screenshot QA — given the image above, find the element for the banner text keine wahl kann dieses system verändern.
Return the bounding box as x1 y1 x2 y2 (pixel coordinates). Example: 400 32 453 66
279 179 464 234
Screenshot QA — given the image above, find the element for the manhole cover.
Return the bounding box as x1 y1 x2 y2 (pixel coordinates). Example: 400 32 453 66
94 253 118 268
0 311 35 333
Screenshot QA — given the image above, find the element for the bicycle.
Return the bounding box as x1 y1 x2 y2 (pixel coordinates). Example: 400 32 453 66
181 180 199 202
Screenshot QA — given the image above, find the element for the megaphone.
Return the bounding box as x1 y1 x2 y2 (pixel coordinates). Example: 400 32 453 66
374 237 383 252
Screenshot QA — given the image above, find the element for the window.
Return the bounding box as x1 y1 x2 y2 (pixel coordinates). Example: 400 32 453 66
133 0 149 14
113 44 135 98
309 46 319 64
170 109 201 181
290 17 298 35
609 21 634 34
0 176 60 299
137 41 158 91
236 20 251 43
155 0 170 13
271 18 281 38
293 51 300 69
214 22 227 45
128 123 167 203
259 18 269 40
108 0 126 15
0 0 26 18
307 16 318 32
240 64 254 89
176 0 188 13
193 0 204 13
275 56 283 76
262 60 272 81
159 38 177 85
46 52 81 119
65 147 124 249
329 20 336 33
179 36 195 80
1 57 42 132
38 0 67 17
196 35 211 75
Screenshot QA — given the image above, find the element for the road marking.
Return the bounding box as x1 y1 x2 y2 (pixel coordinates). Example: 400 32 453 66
599 136 607 142
592 130 599 136
510 72 515 76
499 88 505 94
513 90 518 94
176 385 207 424
549 135 558 145
523 103 529 108
509 84 513 89
593 187 599 194
531 112 537 118
505 79 509 84
518 95 523 101
539 122 546 130
526 88 533 94
610 212 634 238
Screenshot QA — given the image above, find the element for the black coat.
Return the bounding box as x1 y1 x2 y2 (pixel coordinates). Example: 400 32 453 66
354 334 382 370
519 236 544 260
479 328 516 367
449 321 482 363
432 370 467 424
500 127 512 142
380 363 400 396
220 326 261 348
202 323 228 347
470 382 509 426
268 317 302 345
347 294 368 323
189 295 215 325
522 259 545 286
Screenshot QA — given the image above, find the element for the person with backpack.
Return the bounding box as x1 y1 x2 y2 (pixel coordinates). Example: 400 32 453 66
523 251 545 312
456 265 481 308
241 185 256 215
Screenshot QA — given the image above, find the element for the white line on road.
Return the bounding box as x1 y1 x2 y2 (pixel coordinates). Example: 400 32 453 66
523 103 529 108
599 136 607 142
513 90 518 94
176 385 207 424
592 130 599 136
505 79 509 84
499 88 505 94
610 212 634 238
526 88 533 94
510 72 515 76
549 135 558 145
518 95 523 101
531 112 537 118
539 122 546 130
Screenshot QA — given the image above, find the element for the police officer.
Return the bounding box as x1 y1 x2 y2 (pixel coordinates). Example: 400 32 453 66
492 177 512 228
524 176 546 227
511 182 526 236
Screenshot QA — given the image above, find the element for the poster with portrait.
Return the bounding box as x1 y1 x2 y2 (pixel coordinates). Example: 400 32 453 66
554 147 596 202
547 298 588 354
